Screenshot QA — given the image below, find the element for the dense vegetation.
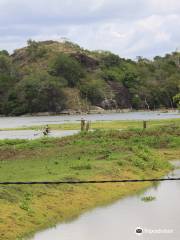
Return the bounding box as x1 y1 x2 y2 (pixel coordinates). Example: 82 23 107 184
0 39 180 115
0 124 179 239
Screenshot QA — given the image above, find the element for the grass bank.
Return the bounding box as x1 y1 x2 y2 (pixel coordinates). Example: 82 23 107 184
0 125 179 239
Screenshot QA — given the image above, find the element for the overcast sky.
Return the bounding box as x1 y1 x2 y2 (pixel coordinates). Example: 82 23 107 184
0 0 180 59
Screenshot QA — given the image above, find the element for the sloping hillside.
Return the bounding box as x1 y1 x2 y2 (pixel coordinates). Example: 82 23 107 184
0 40 180 115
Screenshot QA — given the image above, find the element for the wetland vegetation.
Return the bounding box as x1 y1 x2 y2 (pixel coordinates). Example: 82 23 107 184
0 122 179 239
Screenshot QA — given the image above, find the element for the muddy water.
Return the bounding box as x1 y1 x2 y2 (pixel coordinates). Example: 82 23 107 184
30 161 180 240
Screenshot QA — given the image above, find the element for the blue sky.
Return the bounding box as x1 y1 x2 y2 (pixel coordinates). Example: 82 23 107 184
1 0 180 59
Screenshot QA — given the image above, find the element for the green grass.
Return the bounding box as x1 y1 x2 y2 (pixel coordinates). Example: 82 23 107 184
141 196 156 202
0 124 179 239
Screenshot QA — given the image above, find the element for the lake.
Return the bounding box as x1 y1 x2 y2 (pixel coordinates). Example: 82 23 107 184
0 111 179 129
0 130 79 140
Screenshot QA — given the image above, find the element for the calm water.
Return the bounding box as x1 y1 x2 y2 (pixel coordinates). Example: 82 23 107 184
0 111 179 140
0 130 79 140
0 111 179 129
31 161 180 240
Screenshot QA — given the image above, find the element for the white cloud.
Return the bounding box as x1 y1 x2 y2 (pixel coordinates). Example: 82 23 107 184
149 0 180 14
0 0 180 58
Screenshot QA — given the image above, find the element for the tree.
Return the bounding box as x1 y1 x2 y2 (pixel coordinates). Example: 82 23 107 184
0 50 9 56
80 79 105 105
101 52 122 68
4 72 67 115
27 39 47 60
0 55 11 74
49 53 84 87
173 93 180 109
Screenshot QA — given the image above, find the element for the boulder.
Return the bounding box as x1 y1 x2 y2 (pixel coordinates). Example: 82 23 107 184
101 99 117 110
71 52 99 69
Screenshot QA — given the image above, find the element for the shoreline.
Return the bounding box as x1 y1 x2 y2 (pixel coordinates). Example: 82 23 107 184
0 118 180 132
26 170 170 240
30 159 180 240
0 108 179 118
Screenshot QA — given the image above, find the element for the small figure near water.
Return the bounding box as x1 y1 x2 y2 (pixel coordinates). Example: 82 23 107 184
43 125 50 136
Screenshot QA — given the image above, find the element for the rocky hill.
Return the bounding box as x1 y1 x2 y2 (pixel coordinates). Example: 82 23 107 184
0 39 180 115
